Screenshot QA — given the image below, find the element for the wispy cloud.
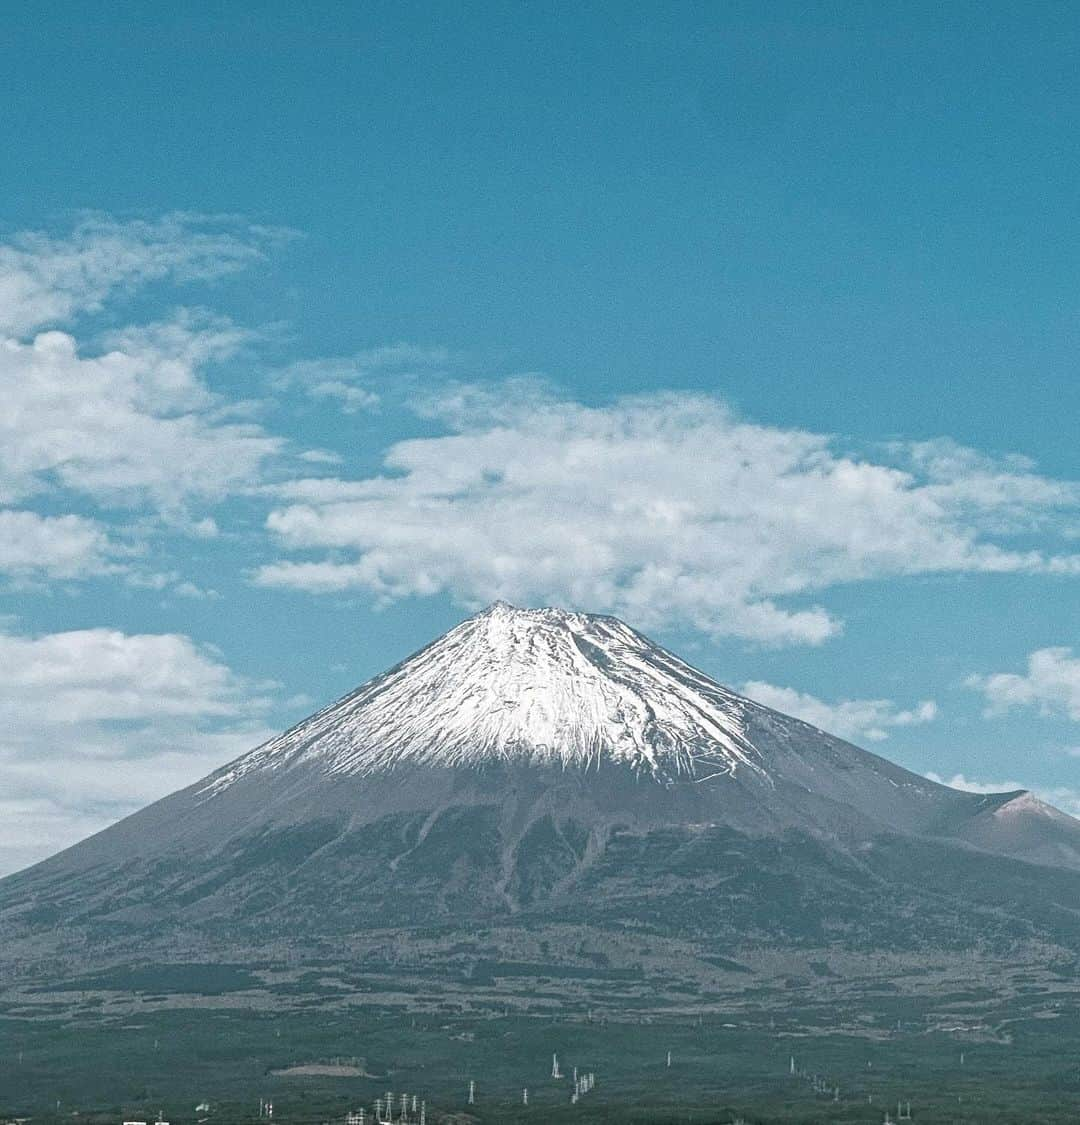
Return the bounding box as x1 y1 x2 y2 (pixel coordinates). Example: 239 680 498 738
742 681 937 742
274 344 451 413
0 212 289 337
255 383 1080 646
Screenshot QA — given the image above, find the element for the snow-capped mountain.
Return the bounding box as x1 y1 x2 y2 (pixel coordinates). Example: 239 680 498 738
177 602 1072 867
203 602 766 793
3 603 1080 987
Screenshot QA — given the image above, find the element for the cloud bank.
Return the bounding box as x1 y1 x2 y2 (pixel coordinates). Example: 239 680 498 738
0 217 292 583
256 385 1080 645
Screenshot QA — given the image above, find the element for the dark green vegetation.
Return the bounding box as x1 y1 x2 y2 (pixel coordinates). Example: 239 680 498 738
4 818 1080 1122
4 1000 1080 1124
6 818 1080 958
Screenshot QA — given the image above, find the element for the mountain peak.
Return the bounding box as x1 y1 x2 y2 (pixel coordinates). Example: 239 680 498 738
475 600 598 627
202 604 764 795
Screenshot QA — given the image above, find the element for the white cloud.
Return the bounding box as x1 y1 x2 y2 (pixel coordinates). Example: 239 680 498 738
0 212 285 336
905 440 1080 524
0 218 293 523
925 772 1080 818
0 626 275 875
255 386 1080 645
966 647 1080 720
172 580 221 600
0 627 262 722
297 449 343 465
0 509 116 579
0 321 281 509
741 681 937 742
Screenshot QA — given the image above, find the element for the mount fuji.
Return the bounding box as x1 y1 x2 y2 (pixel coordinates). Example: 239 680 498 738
3 603 1080 1013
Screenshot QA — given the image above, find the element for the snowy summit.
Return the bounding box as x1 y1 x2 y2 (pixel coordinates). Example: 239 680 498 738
204 602 765 792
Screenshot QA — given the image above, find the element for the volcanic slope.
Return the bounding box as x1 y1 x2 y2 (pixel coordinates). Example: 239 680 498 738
3 602 1080 990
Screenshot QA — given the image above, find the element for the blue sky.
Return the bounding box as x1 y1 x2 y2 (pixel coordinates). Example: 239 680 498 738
2 1 1079 872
